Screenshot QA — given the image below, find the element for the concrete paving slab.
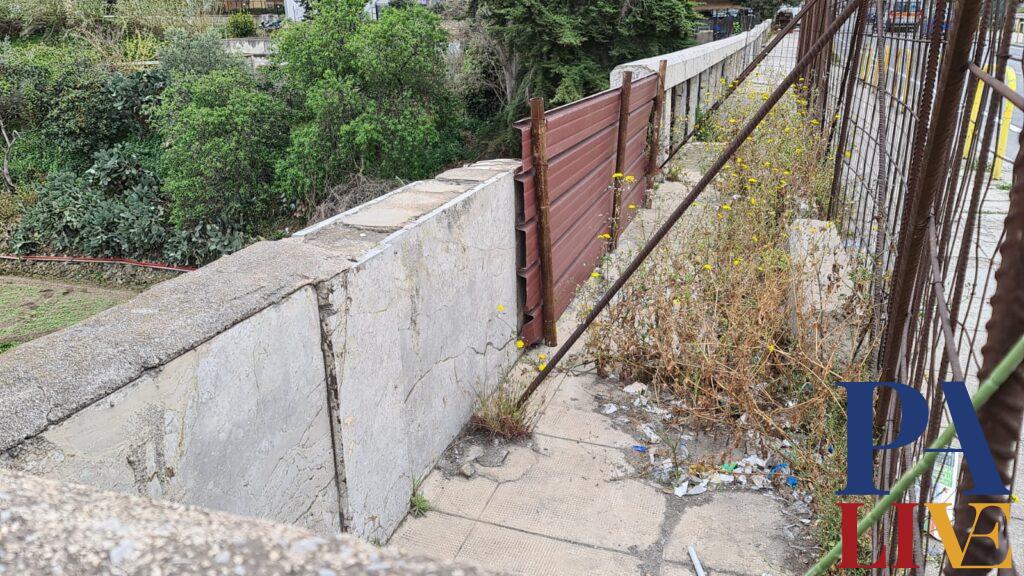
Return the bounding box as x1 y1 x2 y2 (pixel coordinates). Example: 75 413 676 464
663 491 792 575
533 375 637 448
390 511 476 562
456 522 643 576
661 561 698 576
436 167 514 183
419 471 498 519
479 435 665 553
340 189 460 231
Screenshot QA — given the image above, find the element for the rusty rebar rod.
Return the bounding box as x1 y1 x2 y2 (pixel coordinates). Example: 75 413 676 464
877 0 986 411
516 0 865 409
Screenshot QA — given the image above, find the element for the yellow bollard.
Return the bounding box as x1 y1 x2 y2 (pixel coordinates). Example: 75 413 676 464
902 48 913 102
860 47 873 82
993 66 1018 180
964 70 986 158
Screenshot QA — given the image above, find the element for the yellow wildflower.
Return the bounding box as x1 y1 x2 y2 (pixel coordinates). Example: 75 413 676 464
496 304 505 312
515 339 525 349
703 264 713 271
748 178 758 184
598 233 611 240
591 271 601 279
612 172 624 179
733 258 742 266
624 175 636 184
721 203 732 211
628 204 637 210
538 353 547 360
537 363 547 371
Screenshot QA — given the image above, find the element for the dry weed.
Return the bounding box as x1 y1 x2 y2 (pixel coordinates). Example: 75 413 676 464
582 85 878 555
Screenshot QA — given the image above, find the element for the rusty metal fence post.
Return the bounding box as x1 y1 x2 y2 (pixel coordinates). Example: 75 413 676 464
645 61 668 209
529 97 557 346
611 71 633 248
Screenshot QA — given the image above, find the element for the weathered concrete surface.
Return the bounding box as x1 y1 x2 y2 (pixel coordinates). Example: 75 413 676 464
1 287 342 534
0 238 363 452
0 159 522 542
0 469 486 576
390 369 801 576
313 162 521 542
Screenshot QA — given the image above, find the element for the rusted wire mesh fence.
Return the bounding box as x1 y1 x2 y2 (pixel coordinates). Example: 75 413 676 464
808 0 1024 571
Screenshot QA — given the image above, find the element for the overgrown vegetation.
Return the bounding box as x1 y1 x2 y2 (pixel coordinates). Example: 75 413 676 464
0 0 708 267
470 379 534 440
583 85 877 559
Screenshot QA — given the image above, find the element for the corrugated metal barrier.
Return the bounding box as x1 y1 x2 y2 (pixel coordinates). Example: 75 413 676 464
514 71 662 346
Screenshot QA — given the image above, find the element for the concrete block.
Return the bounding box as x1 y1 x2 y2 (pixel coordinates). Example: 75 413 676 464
1 288 342 534
436 166 513 183
339 188 463 231
323 161 520 542
0 470 487 576
0 239 358 452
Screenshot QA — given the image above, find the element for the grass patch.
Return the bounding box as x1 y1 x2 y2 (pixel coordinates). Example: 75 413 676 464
470 381 535 440
409 479 431 518
0 279 127 345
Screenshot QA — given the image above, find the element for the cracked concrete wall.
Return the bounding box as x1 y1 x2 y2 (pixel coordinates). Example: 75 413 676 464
0 159 521 545
0 287 342 534
301 160 521 542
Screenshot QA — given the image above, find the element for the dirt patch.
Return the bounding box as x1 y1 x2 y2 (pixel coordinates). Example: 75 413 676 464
0 276 137 352
0 259 180 291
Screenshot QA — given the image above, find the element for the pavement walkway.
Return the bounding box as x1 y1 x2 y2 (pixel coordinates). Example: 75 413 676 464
390 153 817 575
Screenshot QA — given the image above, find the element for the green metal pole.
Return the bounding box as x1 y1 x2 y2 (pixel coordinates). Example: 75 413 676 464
803 335 1024 576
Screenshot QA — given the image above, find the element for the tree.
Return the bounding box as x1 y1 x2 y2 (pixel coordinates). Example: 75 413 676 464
156 68 291 231
475 0 700 107
740 0 786 20
273 1 466 212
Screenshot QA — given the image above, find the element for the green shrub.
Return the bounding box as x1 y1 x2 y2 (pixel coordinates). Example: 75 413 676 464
157 29 244 79
273 2 466 211
225 12 257 38
9 144 248 266
156 68 291 231
0 40 164 178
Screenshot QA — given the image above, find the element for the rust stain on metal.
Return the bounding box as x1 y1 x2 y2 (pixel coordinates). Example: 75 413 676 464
516 72 659 344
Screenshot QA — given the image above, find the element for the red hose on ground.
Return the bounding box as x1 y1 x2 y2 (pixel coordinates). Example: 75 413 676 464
0 253 196 273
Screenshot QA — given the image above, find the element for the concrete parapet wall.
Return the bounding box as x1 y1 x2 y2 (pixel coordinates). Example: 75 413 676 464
0 159 521 542
611 21 773 159
0 469 487 575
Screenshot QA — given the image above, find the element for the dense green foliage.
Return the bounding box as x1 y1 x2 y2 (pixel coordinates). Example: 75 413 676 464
475 0 698 106
225 12 258 38
157 68 291 231
272 0 465 210
9 144 247 265
741 0 787 20
1 0 706 267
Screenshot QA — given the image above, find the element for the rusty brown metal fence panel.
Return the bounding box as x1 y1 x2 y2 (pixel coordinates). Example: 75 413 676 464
515 72 660 345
